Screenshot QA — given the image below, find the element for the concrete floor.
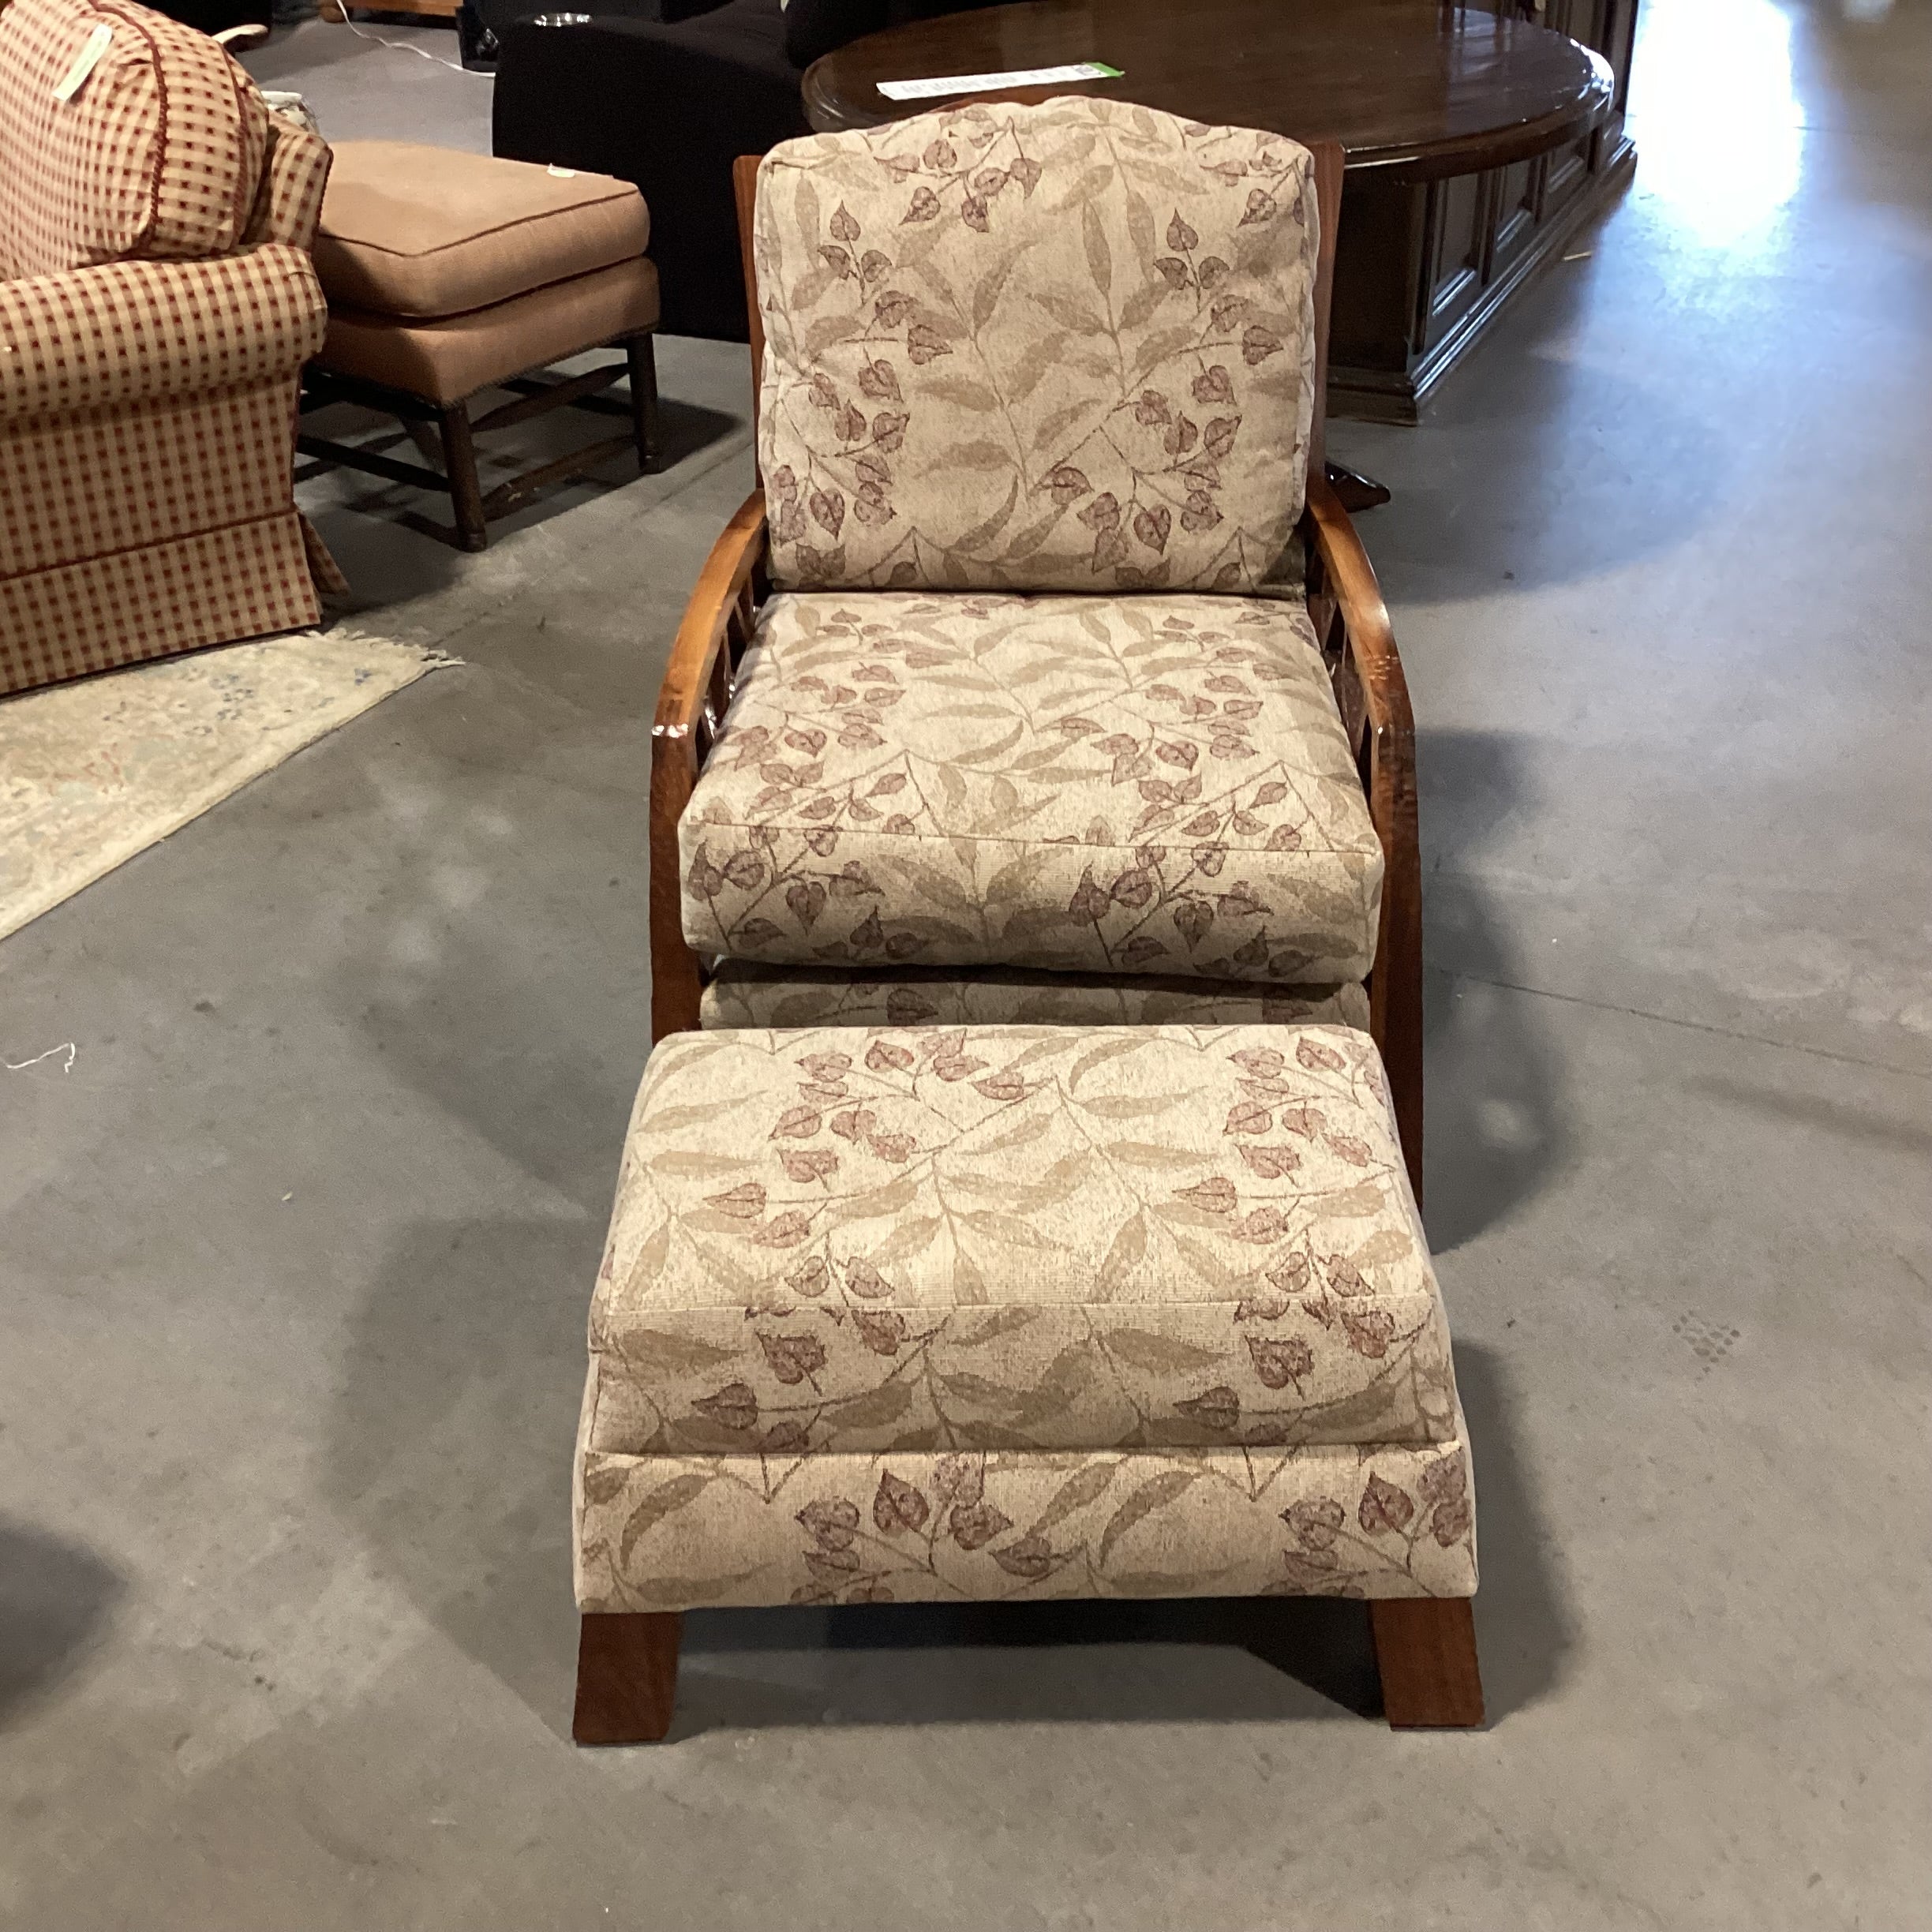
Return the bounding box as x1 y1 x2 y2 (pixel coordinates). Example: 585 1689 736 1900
4 1 1929 1924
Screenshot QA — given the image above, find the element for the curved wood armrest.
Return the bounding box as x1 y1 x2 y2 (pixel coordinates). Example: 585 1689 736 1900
650 489 767 1043
1302 475 1424 1200
1304 474 1412 743
653 488 767 739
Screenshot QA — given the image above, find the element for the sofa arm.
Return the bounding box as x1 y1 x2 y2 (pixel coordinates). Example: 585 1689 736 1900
242 116 334 251
0 246 325 429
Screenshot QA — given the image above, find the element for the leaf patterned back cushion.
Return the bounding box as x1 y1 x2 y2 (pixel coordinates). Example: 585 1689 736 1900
754 97 1318 596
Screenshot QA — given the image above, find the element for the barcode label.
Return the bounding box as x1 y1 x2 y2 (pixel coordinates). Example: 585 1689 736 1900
53 23 113 103
876 62 1123 103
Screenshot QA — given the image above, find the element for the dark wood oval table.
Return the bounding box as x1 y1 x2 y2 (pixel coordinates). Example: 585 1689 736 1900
803 0 1613 179
803 0 1638 448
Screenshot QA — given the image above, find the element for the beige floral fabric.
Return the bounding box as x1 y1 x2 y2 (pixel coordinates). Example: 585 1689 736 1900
682 592 1381 986
754 98 1318 594
575 1436 1478 1611
702 963 1370 1032
586 1024 1457 1462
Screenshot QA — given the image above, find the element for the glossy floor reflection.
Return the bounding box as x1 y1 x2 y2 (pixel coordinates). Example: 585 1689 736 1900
2 2 1928 1926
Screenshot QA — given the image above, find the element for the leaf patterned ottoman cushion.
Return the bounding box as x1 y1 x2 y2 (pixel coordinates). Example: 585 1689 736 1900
681 592 1383 986
753 98 1319 595
585 1024 1459 1456
577 1023 1477 1610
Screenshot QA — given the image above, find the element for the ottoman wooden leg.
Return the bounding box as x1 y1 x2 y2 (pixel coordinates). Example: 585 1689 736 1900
573 1611 682 1744
438 401 489 552
627 333 661 473
1369 1598 1485 1728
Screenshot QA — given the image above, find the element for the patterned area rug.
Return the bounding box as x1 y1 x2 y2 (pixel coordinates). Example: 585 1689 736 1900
0 629 452 942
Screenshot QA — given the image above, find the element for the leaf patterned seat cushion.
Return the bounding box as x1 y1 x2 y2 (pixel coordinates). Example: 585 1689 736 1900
681 591 1383 986
701 961 1370 1032
754 98 1319 596
576 1022 1477 1611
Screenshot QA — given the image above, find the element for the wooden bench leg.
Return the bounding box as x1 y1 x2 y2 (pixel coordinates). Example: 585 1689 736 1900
438 401 489 552
627 333 661 474
573 1611 682 1744
1369 1597 1485 1728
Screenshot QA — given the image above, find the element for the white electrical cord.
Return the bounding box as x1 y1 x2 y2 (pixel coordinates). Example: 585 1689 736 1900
333 12 496 77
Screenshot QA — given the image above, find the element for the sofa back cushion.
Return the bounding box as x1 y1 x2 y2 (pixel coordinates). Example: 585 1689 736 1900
0 0 268 279
754 96 1319 595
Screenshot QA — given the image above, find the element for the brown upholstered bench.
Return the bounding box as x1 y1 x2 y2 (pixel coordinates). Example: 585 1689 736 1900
299 141 659 551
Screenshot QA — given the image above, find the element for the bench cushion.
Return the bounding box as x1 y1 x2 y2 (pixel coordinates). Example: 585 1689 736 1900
316 256 659 406
313 142 650 320
754 98 1319 595
701 962 1369 1031
682 591 1382 986
585 1024 1457 1458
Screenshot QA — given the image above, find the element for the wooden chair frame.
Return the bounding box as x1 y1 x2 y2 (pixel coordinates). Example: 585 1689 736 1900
588 141 1470 1745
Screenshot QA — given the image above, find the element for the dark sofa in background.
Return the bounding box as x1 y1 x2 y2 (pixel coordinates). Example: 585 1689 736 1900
148 0 271 32
490 0 1006 343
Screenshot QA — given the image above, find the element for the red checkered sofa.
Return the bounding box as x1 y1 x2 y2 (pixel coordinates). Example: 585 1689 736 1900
0 0 339 695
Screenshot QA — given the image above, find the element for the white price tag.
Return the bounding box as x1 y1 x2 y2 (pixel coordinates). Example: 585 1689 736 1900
876 62 1123 103
53 23 113 104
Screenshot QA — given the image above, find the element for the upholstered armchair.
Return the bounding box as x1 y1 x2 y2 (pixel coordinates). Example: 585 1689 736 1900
582 106 1481 1738
649 101 1424 1189
0 0 337 697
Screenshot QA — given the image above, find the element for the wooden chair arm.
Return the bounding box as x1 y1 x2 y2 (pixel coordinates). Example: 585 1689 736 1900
650 488 768 1041
653 487 768 737
1302 474 1425 1200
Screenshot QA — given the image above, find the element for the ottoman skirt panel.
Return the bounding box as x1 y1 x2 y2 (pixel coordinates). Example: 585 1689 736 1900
577 1440 1477 1614
575 1024 1477 1623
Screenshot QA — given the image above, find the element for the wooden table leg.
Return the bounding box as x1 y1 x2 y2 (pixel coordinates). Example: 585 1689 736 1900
573 1611 683 1744
1369 1597 1485 1728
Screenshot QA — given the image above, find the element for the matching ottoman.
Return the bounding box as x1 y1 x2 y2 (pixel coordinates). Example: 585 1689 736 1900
299 142 660 550
573 1021 1482 1741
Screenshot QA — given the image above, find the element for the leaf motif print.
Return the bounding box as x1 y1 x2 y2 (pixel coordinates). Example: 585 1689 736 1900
949 1500 1012 1549
758 1331 827 1385
1174 1384 1241 1430
873 1470 930 1532
757 100 1319 593
706 1182 766 1220
691 1383 758 1430
1358 1473 1415 1534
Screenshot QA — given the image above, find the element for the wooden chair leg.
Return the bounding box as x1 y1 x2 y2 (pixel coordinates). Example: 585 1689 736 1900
438 401 489 552
1370 1597 1484 1728
627 332 661 474
573 1611 682 1745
